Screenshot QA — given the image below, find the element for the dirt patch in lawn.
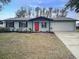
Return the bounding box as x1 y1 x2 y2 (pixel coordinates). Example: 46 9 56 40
0 33 76 59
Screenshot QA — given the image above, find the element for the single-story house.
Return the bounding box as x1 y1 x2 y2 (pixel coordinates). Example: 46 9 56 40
0 17 77 32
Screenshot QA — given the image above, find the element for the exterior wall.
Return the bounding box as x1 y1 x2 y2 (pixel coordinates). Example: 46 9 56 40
7 22 19 31
53 21 76 32
4 20 76 32
8 21 32 31
33 21 49 32
39 21 49 32
0 21 6 28
7 22 27 31
9 27 14 31
27 21 32 31
50 21 54 32
14 22 19 31
10 20 49 32
4 20 50 32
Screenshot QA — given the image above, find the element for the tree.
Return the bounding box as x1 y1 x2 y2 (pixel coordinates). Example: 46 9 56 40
55 9 59 17
65 0 79 13
16 10 21 18
16 7 26 18
0 0 11 10
49 7 52 18
28 8 31 18
35 7 40 17
40 8 42 16
46 10 49 18
60 9 67 17
42 8 45 16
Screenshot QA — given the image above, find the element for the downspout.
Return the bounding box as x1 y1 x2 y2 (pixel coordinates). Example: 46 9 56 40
49 21 50 32
32 21 33 32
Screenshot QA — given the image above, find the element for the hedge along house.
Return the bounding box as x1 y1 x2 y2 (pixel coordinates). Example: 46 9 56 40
1 16 77 32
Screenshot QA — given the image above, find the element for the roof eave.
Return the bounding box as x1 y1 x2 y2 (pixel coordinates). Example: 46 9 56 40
53 20 77 21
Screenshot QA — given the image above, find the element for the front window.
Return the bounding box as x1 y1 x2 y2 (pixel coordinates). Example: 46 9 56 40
19 21 27 27
41 21 47 28
6 21 14 27
0 21 3 24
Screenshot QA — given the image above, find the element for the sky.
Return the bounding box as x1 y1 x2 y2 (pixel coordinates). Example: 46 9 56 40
0 0 76 20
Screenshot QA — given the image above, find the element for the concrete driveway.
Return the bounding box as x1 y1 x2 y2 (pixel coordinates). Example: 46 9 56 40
55 32 79 59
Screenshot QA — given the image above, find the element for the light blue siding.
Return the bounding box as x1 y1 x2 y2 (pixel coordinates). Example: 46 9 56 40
32 21 50 32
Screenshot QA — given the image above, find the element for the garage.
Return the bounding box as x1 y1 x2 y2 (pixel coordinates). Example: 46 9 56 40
52 17 76 32
53 21 76 31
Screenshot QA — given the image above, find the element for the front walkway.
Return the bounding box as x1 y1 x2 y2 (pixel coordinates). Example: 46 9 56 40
55 32 79 59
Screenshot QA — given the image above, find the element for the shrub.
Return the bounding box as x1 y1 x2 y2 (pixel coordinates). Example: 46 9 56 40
0 27 3 32
0 27 10 32
29 28 32 32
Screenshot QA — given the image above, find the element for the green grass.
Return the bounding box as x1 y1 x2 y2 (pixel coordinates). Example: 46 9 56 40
0 33 13 41
0 33 76 59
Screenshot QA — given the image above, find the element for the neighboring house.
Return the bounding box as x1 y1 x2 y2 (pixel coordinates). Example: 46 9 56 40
0 21 5 28
76 23 79 28
76 13 79 28
0 17 77 32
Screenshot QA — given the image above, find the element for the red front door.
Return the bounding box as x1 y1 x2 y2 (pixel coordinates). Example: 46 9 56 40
34 22 39 31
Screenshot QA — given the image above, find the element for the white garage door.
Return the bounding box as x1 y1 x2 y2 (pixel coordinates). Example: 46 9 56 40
53 21 76 31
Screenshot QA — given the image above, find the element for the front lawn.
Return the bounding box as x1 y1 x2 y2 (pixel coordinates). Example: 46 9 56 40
0 33 76 59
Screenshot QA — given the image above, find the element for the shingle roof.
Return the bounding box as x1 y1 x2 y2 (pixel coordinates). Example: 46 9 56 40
4 17 30 21
3 16 77 21
53 17 77 21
